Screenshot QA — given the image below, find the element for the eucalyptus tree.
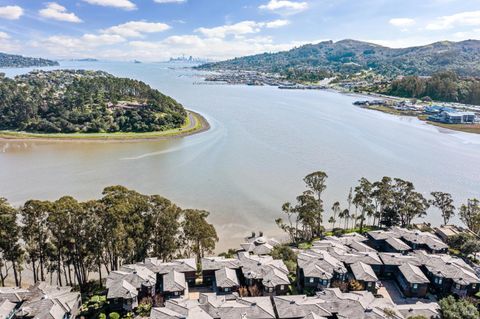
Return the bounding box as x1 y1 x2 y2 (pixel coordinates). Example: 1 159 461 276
330 201 340 229
295 191 323 240
372 177 393 226
20 200 53 282
150 195 182 261
0 198 24 287
275 202 298 244
353 178 375 233
390 178 429 227
304 171 328 236
430 192 455 225
181 209 218 264
459 198 480 234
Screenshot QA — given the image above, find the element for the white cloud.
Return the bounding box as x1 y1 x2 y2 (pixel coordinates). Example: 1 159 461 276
389 18 416 28
102 21 171 38
0 32 10 40
39 2 82 23
259 0 308 15
154 0 186 3
195 20 290 38
83 0 136 10
35 33 125 55
426 10 480 30
265 19 290 28
196 21 263 38
128 35 299 61
0 5 23 20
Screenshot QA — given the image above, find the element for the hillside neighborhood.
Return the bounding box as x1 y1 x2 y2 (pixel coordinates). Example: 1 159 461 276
1 225 479 319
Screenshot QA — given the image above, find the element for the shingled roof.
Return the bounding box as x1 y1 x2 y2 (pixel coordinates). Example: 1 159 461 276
350 261 378 282
199 293 276 319
214 267 239 288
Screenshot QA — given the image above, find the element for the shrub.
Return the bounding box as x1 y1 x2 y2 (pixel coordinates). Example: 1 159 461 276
109 312 120 319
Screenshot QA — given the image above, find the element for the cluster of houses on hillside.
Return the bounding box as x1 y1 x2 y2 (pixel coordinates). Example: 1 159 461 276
1 228 479 319
104 229 477 318
296 227 479 302
0 282 81 319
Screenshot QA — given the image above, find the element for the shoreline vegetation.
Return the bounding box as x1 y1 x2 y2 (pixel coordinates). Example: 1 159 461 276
0 110 209 142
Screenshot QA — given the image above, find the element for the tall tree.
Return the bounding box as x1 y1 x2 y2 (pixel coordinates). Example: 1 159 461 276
430 192 455 225
304 171 328 237
150 195 182 261
330 201 340 229
353 178 374 233
0 198 24 287
21 200 52 282
459 198 480 234
182 209 218 264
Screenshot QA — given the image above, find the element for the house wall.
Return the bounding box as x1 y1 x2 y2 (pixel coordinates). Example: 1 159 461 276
394 272 428 298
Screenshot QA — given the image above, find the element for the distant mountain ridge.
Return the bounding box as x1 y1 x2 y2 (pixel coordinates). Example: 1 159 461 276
198 39 480 77
0 52 59 68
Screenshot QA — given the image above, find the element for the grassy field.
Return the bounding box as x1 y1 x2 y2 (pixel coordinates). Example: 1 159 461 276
0 111 209 141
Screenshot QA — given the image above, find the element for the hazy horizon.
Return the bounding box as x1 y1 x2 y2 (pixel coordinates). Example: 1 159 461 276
0 1 479 61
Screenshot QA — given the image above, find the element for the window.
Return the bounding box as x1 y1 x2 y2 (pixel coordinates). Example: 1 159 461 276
412 284 418 289
225 288 230 292
455 284 461 290
174 291 179 296
322 280 328 286
280 285 285 290
309 277 314 283
367 282 372 287
472 284 477 289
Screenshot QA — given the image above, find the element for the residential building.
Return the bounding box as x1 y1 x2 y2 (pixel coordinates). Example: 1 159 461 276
240 232 281 256
0 282 81 319
349 261 379 293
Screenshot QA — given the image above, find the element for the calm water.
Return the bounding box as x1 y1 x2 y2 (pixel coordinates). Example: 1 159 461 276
1 61 480 250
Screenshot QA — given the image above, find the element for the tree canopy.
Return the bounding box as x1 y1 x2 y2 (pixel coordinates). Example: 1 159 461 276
0 70 186 133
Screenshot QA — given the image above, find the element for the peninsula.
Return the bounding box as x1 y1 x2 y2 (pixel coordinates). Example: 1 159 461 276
0 70 209 140
0 52 59 68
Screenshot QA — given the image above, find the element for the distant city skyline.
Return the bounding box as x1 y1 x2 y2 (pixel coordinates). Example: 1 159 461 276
0 0 479 61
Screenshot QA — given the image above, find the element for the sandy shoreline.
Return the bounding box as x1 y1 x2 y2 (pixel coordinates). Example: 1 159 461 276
0 110 210 143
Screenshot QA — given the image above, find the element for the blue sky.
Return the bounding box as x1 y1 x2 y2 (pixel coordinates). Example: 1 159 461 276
0 0 479 61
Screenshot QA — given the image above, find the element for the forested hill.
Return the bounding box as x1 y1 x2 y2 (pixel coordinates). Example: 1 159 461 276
0 52 59 68
0 70 186 133
197 39 480 77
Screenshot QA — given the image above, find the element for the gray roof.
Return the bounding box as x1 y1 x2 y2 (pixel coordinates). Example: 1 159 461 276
0 287 30 303
106 280 138 299
106 265 156 293
240 235 281 255
298 250 347 279
413 251 480 286
262 268 290 288
398 263 430 284
312 288 402 319
396 302 440 319
215 267 239 288
378 253 422 267
143 258 196 274
201 257 241 271
385 237 411 251
151 299 213 319
10 283 80 319
0 299 16 319
237 253 290 286
350 262 378 282
369 227 448 252
163 270 187 292
273 295 331 318
199 293 276 319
